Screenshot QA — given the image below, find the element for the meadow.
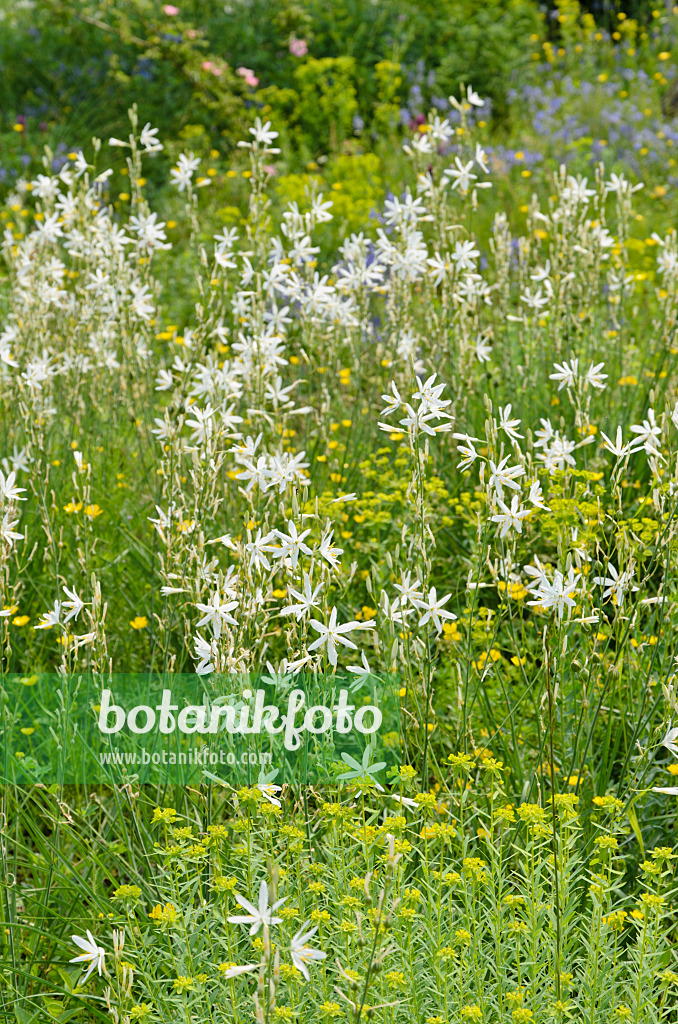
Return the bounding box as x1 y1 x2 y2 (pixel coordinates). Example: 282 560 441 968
2 1 678 1021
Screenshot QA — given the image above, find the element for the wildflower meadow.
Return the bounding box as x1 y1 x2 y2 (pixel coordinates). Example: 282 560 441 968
2 1 678 1021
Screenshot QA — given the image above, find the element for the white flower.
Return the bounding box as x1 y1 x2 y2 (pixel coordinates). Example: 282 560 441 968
444 157 477 194
498 404 523 441
413 373 451 416
195 590 238 639
220 963 259 979
318 529 343 571
35 600 61 630
382 401 452 438
391 793 419 811
170 152 201 192
520 287 550 312
527 569 579 619
380 381 403 418
70 931 106 983
491 495 530 538
0 512 23 548
475 336 493 363
661 724 678 758
228 880 287 935
272 520 313 569
193 632 217 675
454 432 482 470
245 529 275 572
605 172 643 197
155 369 174 391
584 361 608 390
62 585 84 623
238 118 280 152
72 151 88 177
452 239 480 269
130 283 155 321
413 586 456 633
393 570 423 607
290 923 327 981
562 175 595 204
600 426 640 459
474 142 489 173
280 573 322 620
139 123 163 152
592 562 638 607
380 590 412 626
527 480 550 511
630 408 662 454
308 607 371 667
488 456 525 502
524 556 550 588
550 359 578 391
128 211 170 252
257 783 283 807
427 252 451 286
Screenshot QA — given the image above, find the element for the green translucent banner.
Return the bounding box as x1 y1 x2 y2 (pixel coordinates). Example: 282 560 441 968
0 672 401 786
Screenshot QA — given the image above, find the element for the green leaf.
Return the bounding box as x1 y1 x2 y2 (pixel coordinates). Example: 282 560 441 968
626 803 645 860
340 752 363 772
14 1008 37 1024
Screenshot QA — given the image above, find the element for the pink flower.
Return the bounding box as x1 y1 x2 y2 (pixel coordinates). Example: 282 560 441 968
237 66 259 88
163 4 179 14
201 60 222 76
289 38 308 57
262 164 277 176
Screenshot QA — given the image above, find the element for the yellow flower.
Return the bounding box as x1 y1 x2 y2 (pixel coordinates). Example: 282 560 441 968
152 806 178 824
12 615 30 626
130 616 148 630
150 902 177 924
84 504 103 518
517 803 546 823
63 501 83 514
113 884 142 900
